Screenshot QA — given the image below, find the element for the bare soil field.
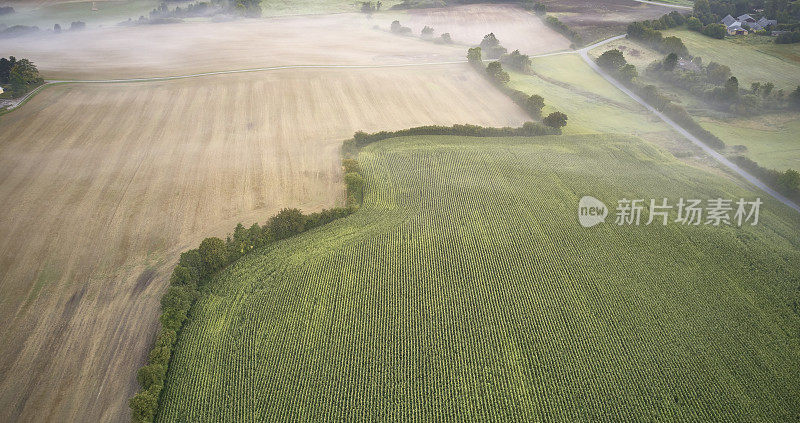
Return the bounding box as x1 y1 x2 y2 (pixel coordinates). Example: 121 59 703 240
391 4 572 54
539 0 676 42
0 66 528 422
2 14 468 79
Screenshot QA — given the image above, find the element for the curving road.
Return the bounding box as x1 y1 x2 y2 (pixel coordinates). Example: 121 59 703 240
578 46 800 213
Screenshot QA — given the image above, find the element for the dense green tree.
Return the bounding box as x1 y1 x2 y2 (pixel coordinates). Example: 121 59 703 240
663 53 679 71
137 364 166 390
440 32 452 43
525 94 545 116
198 237 227 275
702 23 727 39
129 389 158 423
597 49 627 71
778 169 800 191
687 16 703 31
269 208 307 240
0 56 15 84
467 47 482 65
9 58 41 97
706 61 731 84
618 63 638 81
486 61 510 84
543 111 568 129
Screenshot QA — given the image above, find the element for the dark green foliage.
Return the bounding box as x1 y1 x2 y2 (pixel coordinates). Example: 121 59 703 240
345 172 366 207
269 209 307 240
198 237 227 275
137 364 166 391
790 86 800 108
706 61 731 84
775 31 800 44
702 23 728 39
627 16 688 56
597 49 627 71
169 265 195 286
8 58 42 97
0 56 15 84
501 49 532 72
663 53 679 71
421 25 434 36
486 61 510 84
467 47 482 66
618 63 638 81
524 94 545 117
544 15 583 46
687 16 703 31
543 111 568 129
129 389 158 423
479 33 507 58
343 123 560 153
731 156 800 202
439 32 452 43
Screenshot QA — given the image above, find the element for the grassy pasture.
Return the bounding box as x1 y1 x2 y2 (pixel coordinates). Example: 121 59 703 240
507 55 671 137
663 29 800 90
0 0 159 27
0 66 527 423
159 134 800 421
699 113 800 171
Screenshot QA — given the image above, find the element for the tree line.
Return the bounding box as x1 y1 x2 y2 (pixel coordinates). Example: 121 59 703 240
466 36 570 132
129 162 365 422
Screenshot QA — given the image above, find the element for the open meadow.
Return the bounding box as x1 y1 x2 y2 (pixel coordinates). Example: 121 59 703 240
158 133 800 421
0 63 528 422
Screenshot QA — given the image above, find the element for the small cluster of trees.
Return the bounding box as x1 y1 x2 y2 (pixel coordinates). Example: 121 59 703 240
479 32 507 59
390 20 412 34
597 49 638 82
148 2 217 20
544 16 583 48
360 1 382 13
501 49 532 73
626 13 689 55
647 51 793 114
0 56 43 98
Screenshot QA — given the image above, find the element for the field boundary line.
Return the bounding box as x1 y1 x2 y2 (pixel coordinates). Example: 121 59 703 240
633 0 692 9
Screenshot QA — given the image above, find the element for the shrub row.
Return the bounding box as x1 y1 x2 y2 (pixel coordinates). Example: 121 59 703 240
626 12 689 56
342 123 560 155
129 168 363 422
544 16 584 47
730 156 800 203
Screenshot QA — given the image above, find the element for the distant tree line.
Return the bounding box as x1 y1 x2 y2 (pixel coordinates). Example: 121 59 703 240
0 6 14 15
626 12 690 54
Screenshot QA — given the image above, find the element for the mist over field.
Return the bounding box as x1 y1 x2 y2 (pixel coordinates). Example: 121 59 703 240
1 0 800 422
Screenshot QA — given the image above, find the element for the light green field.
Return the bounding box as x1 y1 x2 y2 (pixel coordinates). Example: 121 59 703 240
663 29 800 90
158 134 800 421
508 55 668 135
700 113 800 171
0 0 159 27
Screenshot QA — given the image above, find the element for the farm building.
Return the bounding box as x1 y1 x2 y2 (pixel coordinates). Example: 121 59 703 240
721 14 777 35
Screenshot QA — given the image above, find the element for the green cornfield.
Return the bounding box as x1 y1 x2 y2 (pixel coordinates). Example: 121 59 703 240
158 134 800 421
